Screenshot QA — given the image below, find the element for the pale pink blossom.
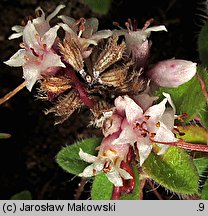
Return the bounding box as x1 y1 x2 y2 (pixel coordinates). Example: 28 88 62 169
146 59 197 87
78 133 132 186
4 19 65 91
114 20 167 68
59 17 112 59
8 4 65 40
59 16 112 50
104 92 177 166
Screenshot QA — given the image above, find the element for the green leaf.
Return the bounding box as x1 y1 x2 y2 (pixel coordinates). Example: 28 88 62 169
0 133 11 139
10 190 32 200
176 126 208 144
91 173 114 200
84 0 112 15
194 157 208 176
56 137 101 175
143 147 199 194
201 179 208 200
120 165 140 200
155 66 208 127
198 21 208 66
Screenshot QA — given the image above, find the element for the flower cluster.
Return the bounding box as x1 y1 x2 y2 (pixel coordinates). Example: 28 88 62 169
4 5 198 190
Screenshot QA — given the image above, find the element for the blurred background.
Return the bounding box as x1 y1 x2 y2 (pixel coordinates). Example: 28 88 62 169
0 0 207 199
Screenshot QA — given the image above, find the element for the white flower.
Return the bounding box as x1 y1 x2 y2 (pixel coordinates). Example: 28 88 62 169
104 92 177 166
78 134 132 187
4 20 65 91
8 4 65 40
114 19 167 68
59 17 112 58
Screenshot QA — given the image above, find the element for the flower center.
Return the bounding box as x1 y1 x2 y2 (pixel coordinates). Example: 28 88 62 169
135 115 160 139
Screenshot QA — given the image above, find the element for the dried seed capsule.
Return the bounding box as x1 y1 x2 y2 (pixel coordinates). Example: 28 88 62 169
40 76 71 95
90 99 113 128
98 67 127 87
45 90 82 124
59 37 84 72
93 35 126 77
98 61 133 87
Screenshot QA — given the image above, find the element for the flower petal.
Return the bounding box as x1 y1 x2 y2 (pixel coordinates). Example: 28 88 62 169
118 168 133 180
23 64 40 91
147 59 197 88
154 122 177 143
103 114 122 137
134 92 158 111
145 97 167 121
90 30 112 42
79 148 97 163
8 25 24 40
161 107 175 130
42 25 60 49
58 15 78 32
124 95 143 123
83 18 99 37
137 139 152 166
41 50 65 70
46 4 66 22
106 169 123 186
162 92 176 114
23 21 40 49
112 119 137 145
4 49 26 67
144 25 167 34
79 164 95 177
115 95 143 124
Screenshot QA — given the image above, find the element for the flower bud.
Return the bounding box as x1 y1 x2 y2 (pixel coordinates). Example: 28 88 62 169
146 59 197 87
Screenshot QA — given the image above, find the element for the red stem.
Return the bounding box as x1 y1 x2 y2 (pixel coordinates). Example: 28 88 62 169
65 68 95 108
112 187 121 200
150 138 208 152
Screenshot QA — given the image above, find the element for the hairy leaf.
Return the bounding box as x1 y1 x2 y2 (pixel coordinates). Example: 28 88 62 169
155 67 208 127
56 137 101 175
176 125 208 144
143 147 199 194
91 173 114 200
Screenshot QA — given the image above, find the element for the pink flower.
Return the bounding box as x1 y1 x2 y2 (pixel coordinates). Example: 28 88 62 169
78 133 132 186
114 19 167 68
4 11 66 91
59 16 112 50
146 59 197 87
8 5 65 40
104 92 177 166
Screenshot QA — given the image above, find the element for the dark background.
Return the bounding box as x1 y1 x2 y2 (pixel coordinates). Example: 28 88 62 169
0 0 207 200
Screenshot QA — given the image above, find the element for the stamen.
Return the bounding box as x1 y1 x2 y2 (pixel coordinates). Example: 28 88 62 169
103 161 112 173
150 133 156 138
127 18 133 31
142 18 154 31
30 48 39 57
19 42 25 48
144 115 150 120
141 132 147 138
93 169 97 176
125 22 131 32
155 122 160 127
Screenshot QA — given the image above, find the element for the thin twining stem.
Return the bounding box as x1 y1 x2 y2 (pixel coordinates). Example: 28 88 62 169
0 81 26 105
150 138 208 152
